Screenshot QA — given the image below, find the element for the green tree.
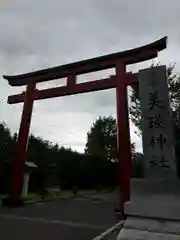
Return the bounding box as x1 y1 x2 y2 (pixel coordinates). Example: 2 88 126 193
85 116 136 188
85 116 135 161
0 122 15 194
132 152 144 178
0 122 14 162
85 116 117 161
1 118 138 194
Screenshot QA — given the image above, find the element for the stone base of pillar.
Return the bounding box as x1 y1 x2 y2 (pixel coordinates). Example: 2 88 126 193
117 179 180 239
127 179 180 219
117 216 180 240
117 196 180 239
125 195 180 220
118 179 180 240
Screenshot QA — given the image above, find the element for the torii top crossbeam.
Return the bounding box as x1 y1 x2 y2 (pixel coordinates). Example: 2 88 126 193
4 37 167 87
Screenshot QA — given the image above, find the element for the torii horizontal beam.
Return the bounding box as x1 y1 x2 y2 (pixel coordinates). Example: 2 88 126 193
8 73 138 104
3 37 167 86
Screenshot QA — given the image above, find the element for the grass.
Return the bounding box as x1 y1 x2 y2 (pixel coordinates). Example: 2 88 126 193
1 187 117 204
78 189 96 195
24 193 43 202
55 190 74 198
25 190 74 203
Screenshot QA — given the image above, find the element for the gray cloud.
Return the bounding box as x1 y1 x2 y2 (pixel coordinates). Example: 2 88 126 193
1 0 180 152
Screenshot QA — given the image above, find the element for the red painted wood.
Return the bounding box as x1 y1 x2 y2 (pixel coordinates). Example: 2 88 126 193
8 73 138 104
67 75 76 86
110 72 138 86
115 62 132 212
11 82 35 202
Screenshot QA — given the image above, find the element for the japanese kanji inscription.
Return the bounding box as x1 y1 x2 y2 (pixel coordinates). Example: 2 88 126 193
139 66 176 178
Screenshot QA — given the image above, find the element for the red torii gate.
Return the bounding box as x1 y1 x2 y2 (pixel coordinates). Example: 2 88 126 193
4 37 167 209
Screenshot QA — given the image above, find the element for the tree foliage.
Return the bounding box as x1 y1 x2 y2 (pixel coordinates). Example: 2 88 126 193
132 152 144 178
85 116 117 161
0 116 142 195
85 116 135 161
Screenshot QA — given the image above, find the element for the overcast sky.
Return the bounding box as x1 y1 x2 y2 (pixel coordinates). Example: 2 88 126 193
1 0 180 153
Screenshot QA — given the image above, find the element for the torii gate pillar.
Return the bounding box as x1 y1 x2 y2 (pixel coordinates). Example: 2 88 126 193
12 82 35 202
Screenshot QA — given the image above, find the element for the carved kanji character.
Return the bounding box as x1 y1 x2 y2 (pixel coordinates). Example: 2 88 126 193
148 91 163 111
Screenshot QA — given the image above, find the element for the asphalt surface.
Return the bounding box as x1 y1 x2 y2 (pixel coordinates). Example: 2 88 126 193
0 197 118 240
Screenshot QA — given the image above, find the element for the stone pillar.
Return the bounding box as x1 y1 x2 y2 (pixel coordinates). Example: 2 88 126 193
139 65 176 178
117 66 180 239
129 66 179 205
22 173 30 197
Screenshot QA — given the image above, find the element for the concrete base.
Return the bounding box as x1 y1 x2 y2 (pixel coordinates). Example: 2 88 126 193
117 179 180 239
127 179 180 220
130 178 180 195
124 195 180 220
117 216 180 240
118 198 180 239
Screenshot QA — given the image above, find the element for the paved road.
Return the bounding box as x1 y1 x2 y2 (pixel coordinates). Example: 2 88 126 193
0 197 118 240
